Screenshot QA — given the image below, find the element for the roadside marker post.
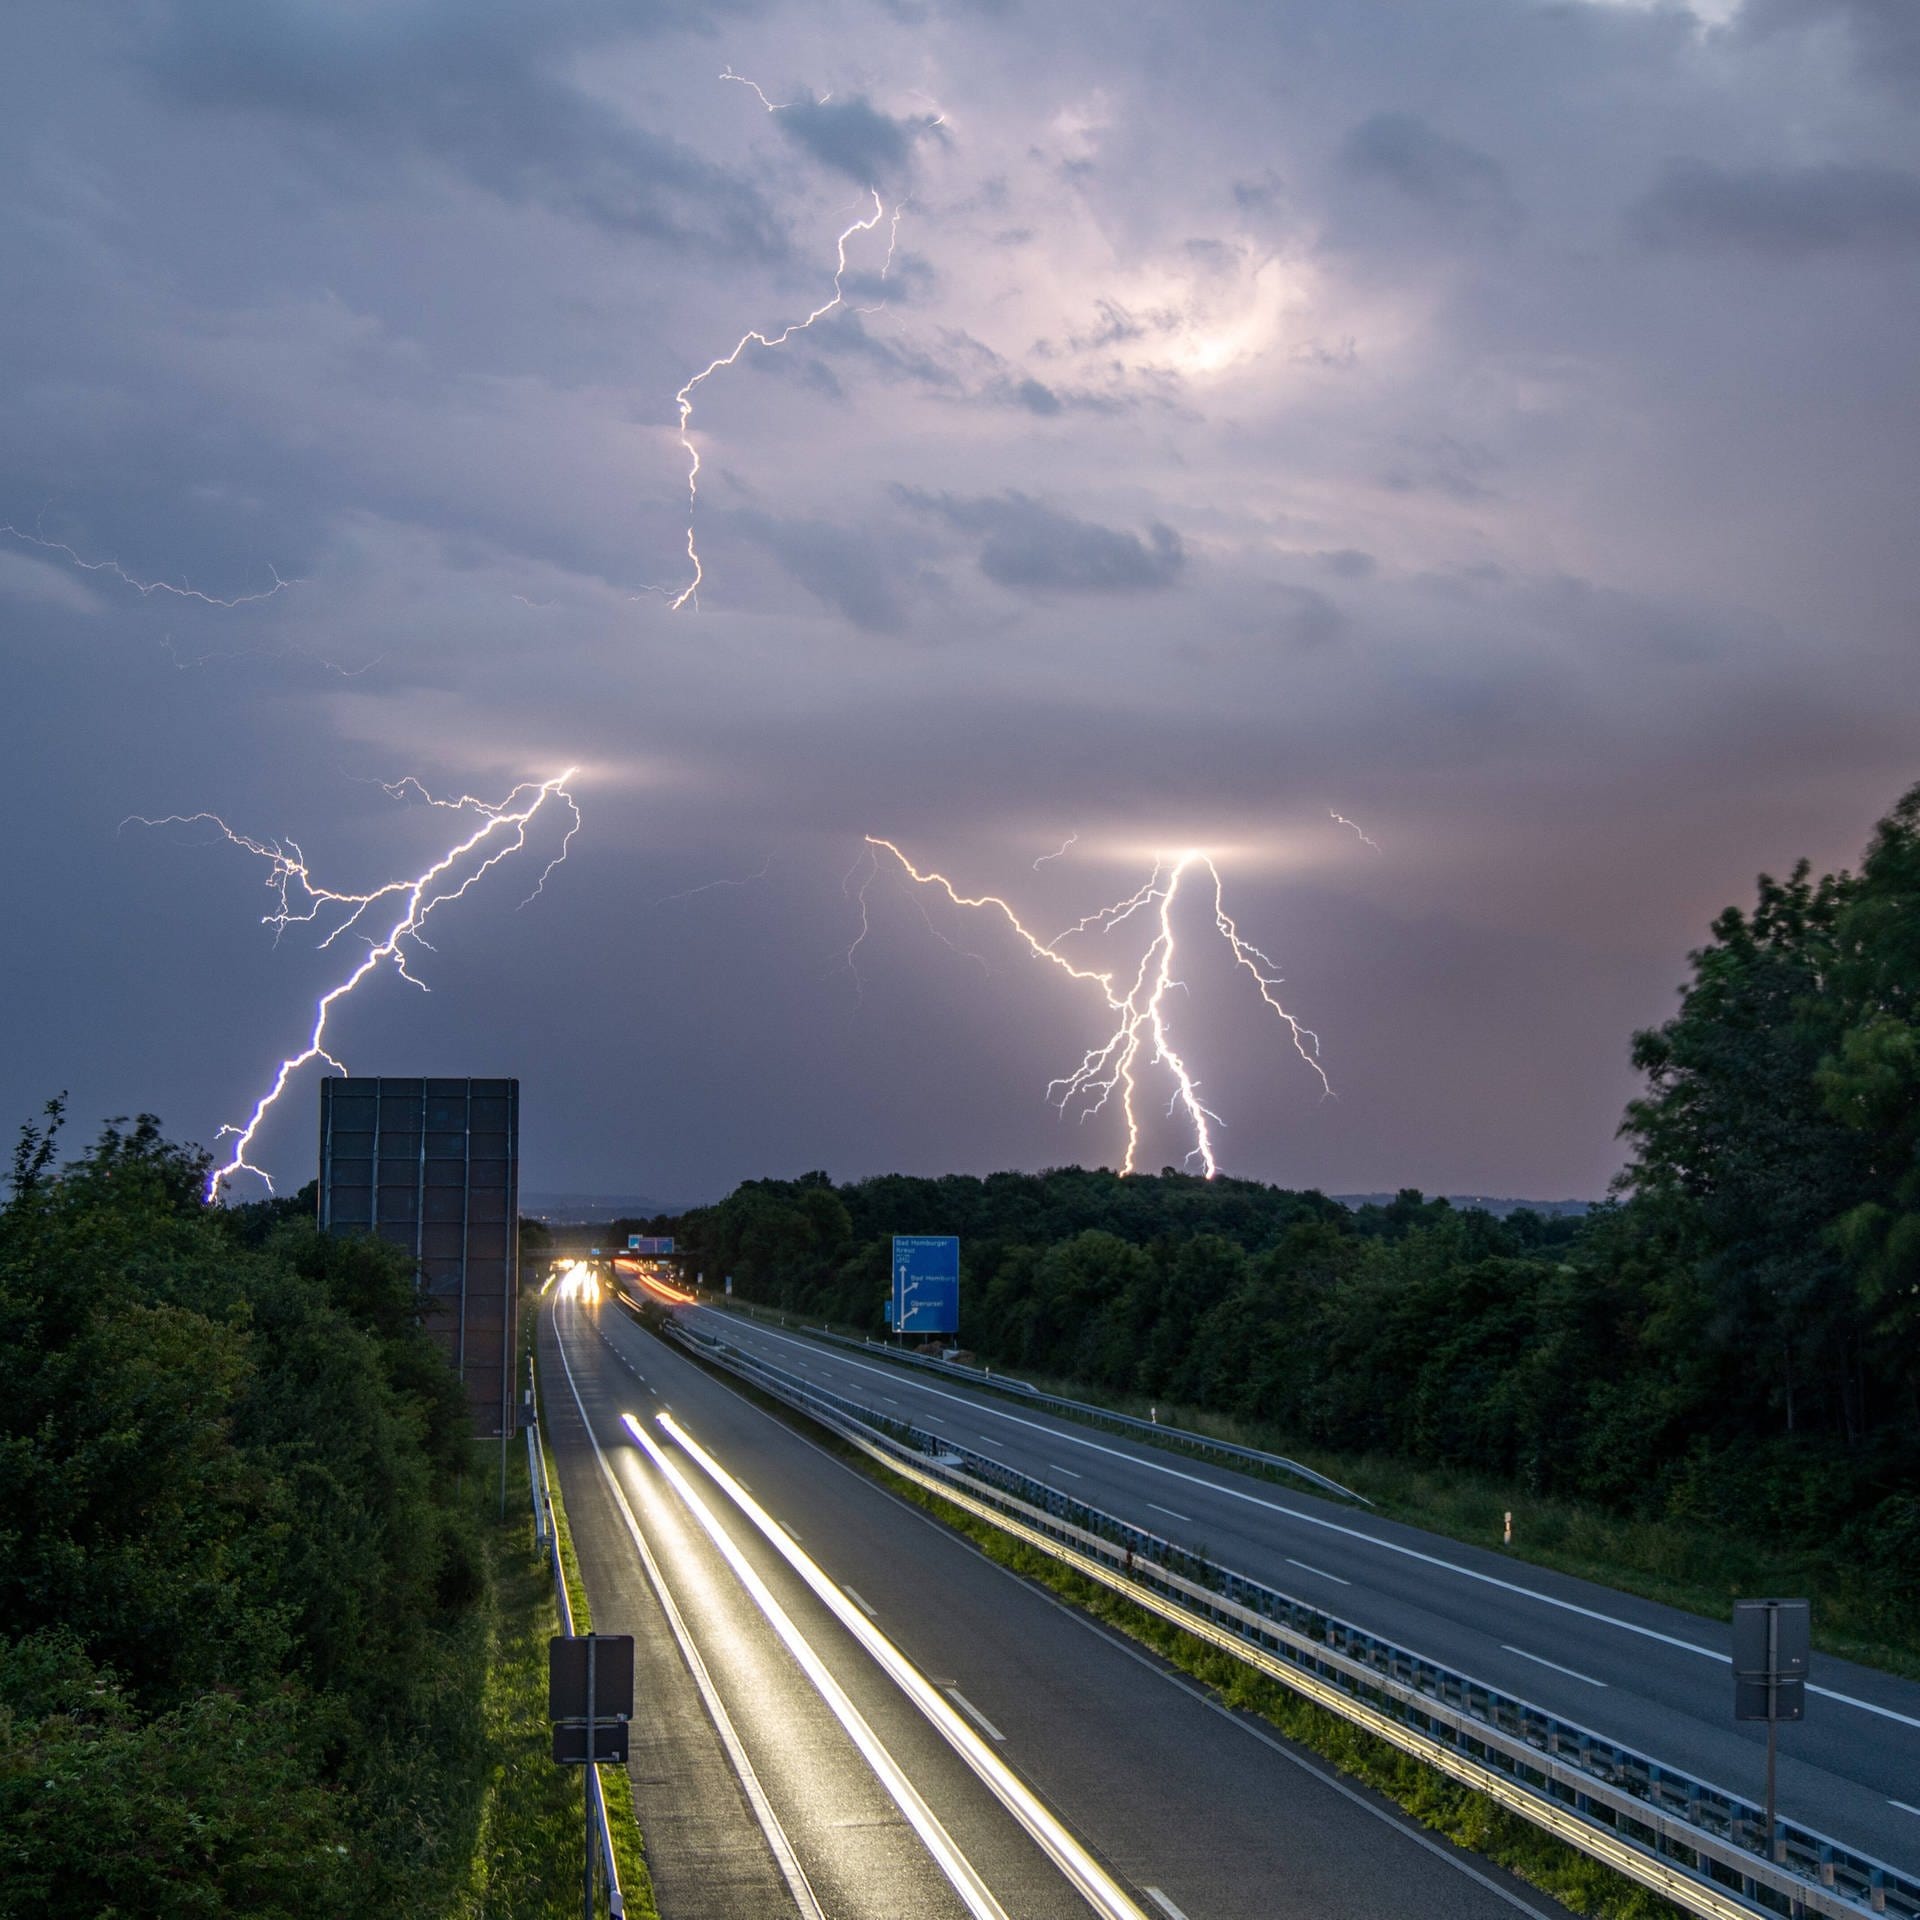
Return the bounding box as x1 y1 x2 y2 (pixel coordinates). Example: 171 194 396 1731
1733 1598 1810 1863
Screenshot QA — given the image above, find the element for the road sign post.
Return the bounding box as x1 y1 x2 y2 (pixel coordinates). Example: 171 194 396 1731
890 1235 959 1340
549 1633 635 1919
1732 1598 1809 1862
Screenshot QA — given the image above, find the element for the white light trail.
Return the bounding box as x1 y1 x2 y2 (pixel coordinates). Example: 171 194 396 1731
2 522 298 608
654 1411 1153 1920
624 1414 1014 1920
864 836 1329 1177
130 769 580 1200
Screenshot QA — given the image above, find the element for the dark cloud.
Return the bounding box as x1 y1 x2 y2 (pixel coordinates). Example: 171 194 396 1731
1741 0 1920 100
897 490 1185 593
776 94 943 186
140 0 782 256
1340 111 1519 232
1628 158 1920 256
733 510 915 632
1315 549 1377 580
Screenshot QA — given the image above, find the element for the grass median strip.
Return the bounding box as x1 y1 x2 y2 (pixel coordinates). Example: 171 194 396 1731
444 1367 658 1919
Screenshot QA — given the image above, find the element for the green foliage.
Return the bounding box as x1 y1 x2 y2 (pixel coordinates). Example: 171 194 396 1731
0 1112 488 1915
675 781 1920 1644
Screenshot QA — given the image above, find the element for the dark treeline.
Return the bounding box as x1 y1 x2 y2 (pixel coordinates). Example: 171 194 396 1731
665 784 1920 1619
0 1113 484 1917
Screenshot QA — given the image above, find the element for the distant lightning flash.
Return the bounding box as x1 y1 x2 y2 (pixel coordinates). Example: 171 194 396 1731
2 523 297 607
1330 810 1382 852
669 74 893 611
1033 832 1078 869
131 770 580 1201
864 838 1329 1177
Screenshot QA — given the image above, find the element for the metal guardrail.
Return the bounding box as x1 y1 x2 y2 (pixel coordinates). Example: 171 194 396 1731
700 1299 1370 1505
669 1321 1919 1920
527 1357 625 1920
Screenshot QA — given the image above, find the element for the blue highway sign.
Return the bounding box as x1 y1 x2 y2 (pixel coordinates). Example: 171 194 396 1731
892 1235 959 1336
627 1235 675 1255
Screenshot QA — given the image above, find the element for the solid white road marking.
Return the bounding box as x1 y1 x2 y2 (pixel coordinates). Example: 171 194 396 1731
1287 1558 1351 1586
625 1414 1014 1920
1501 1645 1607 1689
551 1309 826 1920
697 1314 1920 1730
666 1313 1556 1920
1144 1890 1190 1920
1149 1503 1192 1524
946 1687 1007 1742
656 1410 1154 1920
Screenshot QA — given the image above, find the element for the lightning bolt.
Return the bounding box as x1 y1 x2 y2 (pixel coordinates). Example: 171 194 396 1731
1330 810 1382 852
654 854 772 908
1033 831 1078 869
668 83 891 612
2 523 298 607
129 769 580 1201
864 837 1329 1178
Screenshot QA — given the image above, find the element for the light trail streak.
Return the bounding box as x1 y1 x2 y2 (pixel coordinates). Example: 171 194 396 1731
130 769 580 1200
1330 810 1382 852
625 1414 1014 1920
2 522 297 607
864 836 1328 1177
668 165 889 609
655 1411 1152 1920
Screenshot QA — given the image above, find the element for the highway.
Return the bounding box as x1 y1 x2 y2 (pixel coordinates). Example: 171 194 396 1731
680 1300 1920 1881
542 1287 1577 1920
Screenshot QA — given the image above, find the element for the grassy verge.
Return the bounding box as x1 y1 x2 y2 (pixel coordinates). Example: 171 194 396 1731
656 1317 1688 1920
705 1298 1919 1678
443 1333 658 1919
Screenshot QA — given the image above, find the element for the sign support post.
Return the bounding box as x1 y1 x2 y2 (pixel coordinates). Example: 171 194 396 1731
1732 1597 1809 1864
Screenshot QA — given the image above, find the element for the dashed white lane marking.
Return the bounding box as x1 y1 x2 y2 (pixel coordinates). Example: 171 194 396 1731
1144 1890 1190 1920
1148 1503 1192 1524
1889 1798 1920 1817
843 1587 879 1618
977 1436 1003 1447
1048 1464 1083 1480
945 1686 1006 1743
1501 1645 1606 1689
699 1314 1920 1731
1286 1558 1351 1586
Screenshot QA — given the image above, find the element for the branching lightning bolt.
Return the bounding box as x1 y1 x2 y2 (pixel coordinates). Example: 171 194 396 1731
864 837 1329 1178
129 770 580 1201
669 72 897 612
2 523 298 607
1330 810 1382 852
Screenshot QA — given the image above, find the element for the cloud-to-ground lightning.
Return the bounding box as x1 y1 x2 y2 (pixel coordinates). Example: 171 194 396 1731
130 770 580 1200
2 522 297 607
1330 810 1382 852
863 837 1329 1177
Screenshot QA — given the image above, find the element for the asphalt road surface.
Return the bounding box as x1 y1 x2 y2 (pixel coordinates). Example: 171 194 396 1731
542 1289 1579 1920
681 1301 1920 1881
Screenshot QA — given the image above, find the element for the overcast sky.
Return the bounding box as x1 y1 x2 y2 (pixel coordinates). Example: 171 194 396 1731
4 0 1916 1208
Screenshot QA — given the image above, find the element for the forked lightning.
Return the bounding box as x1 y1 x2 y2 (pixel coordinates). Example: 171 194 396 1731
131 771 580 1200
860 837 1329 1177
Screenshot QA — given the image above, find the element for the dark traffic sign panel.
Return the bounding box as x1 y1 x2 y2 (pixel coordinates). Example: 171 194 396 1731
1733 1599 1809 1723
553 1719 630 1765
549 1634 634 1723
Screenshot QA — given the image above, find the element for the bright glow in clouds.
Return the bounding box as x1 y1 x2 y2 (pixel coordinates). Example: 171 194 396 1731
131 769 581 1201
858 837 1329 1177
